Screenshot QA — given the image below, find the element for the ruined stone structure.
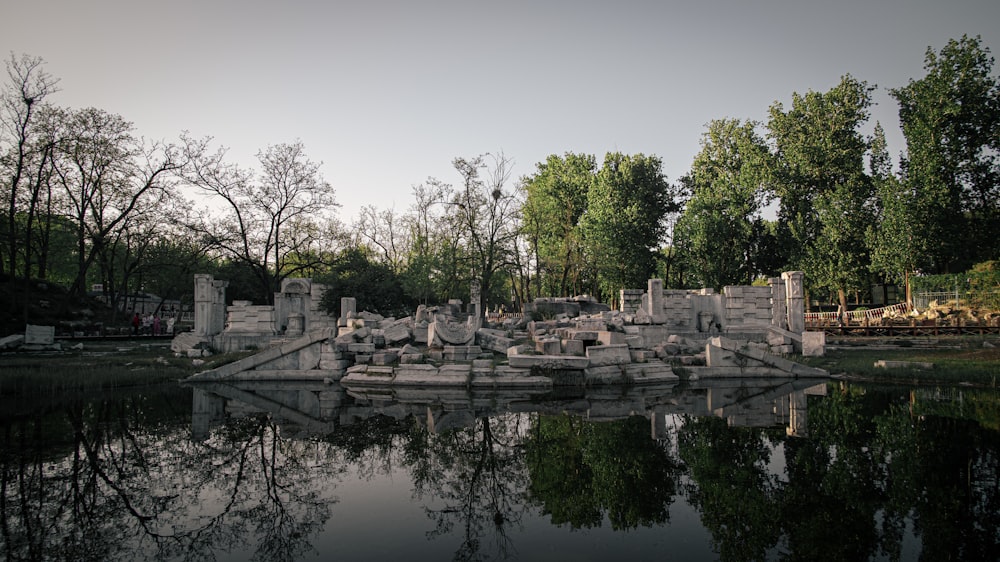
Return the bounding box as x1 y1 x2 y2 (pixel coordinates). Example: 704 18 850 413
179 271 826 385
627 273 805 335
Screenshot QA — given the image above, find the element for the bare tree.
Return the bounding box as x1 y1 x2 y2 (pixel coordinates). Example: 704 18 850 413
1 52 59 277
49 107 182 298
354 204 408 272
181 136 338 302
432 152 521 317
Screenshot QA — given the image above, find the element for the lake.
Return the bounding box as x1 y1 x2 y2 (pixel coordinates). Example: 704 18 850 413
2 376 998 561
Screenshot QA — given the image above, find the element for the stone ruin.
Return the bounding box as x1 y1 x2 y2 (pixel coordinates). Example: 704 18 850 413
180 271 828 385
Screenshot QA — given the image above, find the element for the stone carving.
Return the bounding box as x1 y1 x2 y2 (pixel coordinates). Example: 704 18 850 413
428 320 476 346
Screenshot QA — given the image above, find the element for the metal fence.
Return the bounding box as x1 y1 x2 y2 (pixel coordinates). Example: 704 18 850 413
805 302 911 325
912 290 1000 311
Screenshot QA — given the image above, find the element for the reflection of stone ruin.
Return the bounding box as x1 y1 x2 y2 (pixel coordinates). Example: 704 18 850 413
179 271 827 386
188 378 828 441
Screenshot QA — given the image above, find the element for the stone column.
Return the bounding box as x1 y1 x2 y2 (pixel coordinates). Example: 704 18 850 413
469 279 481 318
782 271 805 333
194 274 213 336
645 279 665 323
340 297 356 323
768 276 788 330
210 279 228 335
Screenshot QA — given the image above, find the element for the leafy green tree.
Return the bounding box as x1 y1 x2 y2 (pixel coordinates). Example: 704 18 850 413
674 119 774 289
317 247 408 317
768 75 876 310
580 153 679 302
866 123 920 303
520 153 596 297
890 34 1000 273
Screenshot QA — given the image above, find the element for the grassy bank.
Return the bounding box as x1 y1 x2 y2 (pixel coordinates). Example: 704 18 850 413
0 341 252 398
800 336 1000 387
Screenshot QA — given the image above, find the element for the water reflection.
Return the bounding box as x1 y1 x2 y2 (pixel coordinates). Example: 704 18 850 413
2 378 998 561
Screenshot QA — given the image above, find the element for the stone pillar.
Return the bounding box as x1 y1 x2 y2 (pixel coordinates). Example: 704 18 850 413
768 277 788 330
645 279 665 323
469 279 481 318
340 297 356 323
194 274 213 336
782 271 805 333
210 279 229 335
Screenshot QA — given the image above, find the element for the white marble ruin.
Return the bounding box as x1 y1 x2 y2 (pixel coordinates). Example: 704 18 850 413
180 270 826 385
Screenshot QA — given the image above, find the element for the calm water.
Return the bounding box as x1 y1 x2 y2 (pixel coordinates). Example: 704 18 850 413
2 377 998 561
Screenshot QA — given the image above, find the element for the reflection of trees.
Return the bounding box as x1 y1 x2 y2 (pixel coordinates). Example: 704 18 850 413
780 387 885 561
524 414 680 531
677 416 783 561
676 384 1000 561
0 391 345 561
404 413 530 562
875 403 1000 561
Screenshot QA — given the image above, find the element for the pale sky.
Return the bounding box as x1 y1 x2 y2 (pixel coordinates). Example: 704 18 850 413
3 0 998 221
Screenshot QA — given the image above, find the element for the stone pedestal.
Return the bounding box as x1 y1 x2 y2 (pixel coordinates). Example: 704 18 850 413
286 313 304 337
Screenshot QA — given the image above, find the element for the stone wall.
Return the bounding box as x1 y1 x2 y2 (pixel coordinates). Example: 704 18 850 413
629 273 804 335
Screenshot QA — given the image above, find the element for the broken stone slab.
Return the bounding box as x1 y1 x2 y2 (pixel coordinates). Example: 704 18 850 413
535 337 561 355
476 328 515 354
767 326 802 351
630 350 655 363
348 342 376 353
508 355 591 370
371 352 398 366
383 323 411 345
471 359 494 372
562 339 585 356
575 318 607 331
398 343 422 356
0 334 25 350
597 331 626 345
25 324 55 345
707 336 827 377
442 345 483 361
875 360 934 370
625 335 644 349
470 372 553 389
586 344 632 366
506 344 533 356
584 365 631 384
565 329 600 341
801 331 825 357
627 362 679 384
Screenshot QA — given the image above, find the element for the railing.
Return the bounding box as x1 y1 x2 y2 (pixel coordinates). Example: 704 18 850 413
805 302 911 325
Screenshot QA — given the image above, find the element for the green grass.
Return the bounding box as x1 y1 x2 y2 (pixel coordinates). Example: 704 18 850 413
799 339 1000 387
0 343 254 397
